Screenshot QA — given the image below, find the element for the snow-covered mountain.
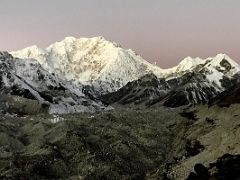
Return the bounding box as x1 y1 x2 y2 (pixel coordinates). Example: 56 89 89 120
0 52 105 114
12 36 240 94
12 36 163 93
9 36 240 109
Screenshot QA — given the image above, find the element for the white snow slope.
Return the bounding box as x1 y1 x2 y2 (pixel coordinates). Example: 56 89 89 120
11 36 240 92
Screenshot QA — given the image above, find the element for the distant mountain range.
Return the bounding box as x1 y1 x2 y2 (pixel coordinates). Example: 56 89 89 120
0 36 239 114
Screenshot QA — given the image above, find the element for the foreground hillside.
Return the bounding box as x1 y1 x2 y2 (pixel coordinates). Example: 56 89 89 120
0 107 187 179
0 104 240 179
166 105 240 179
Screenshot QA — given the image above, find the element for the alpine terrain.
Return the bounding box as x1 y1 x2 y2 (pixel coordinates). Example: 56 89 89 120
0 36 239 179
12 37 240 109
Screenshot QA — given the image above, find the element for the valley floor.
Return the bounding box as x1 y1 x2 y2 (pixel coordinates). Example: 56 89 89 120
0 105 239 179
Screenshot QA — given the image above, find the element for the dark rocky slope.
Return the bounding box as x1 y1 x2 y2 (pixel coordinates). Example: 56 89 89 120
102 72 221 108
210 82 240 107
102 73 170 106
165 105 240 179
186 154 240 180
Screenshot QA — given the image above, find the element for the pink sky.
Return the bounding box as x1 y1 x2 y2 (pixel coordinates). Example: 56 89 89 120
0 0 240 68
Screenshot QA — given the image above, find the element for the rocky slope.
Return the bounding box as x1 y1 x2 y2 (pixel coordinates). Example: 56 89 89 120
0 52 104 114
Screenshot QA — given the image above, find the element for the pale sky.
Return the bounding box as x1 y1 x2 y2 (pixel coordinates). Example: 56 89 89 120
0 0 240 67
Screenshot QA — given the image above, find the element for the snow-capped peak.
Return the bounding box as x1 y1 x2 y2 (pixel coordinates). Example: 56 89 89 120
174 56 203 72
12 36 164 92
17 45 45 57
206 53 240 70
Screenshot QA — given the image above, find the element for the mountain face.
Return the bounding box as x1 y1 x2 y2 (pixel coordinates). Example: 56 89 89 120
102 54 240 107
12 37 163 93
102 73 170 106
0 52 105 114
